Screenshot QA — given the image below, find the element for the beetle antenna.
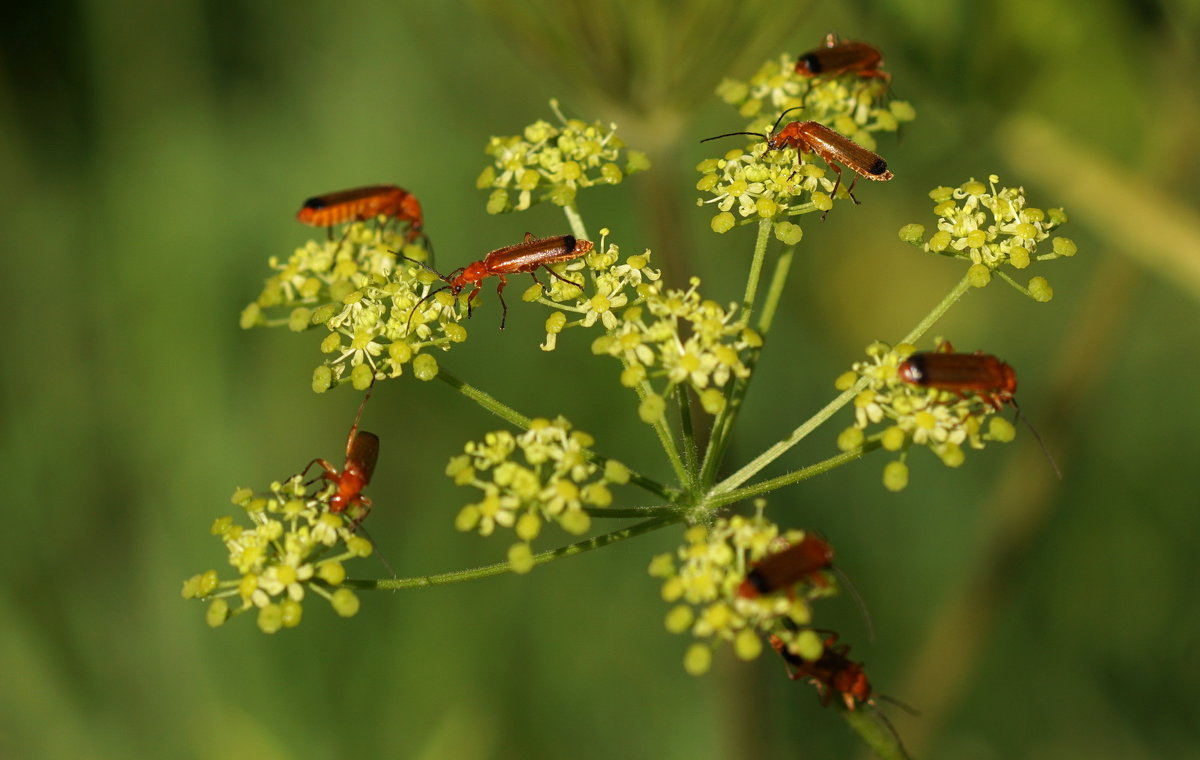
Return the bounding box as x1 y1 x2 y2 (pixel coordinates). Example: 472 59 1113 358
405 285 451 334
1009 398 1062 479
353 524 398 580
773 106 805 134
878 694 921 717
700 130 768 144
867 702 916 758
396 251 450 283
345 388 373 456
832 565 875 643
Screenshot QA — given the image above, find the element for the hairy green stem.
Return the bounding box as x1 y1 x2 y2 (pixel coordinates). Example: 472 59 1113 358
711 272 974 496
436 369 531 428
993 269 1036 299
739 218 773 323
899 271 972 346
756 247 793 335
698 231 790 488
563 202 590 242
675 384 700 491
352 515 678 590
705 443 880 510
584 505 681 518
634 375 690 491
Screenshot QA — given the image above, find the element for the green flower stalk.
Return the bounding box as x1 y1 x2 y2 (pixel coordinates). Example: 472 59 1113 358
648 508 835 676
898 175 1074 301
477 99 650 214
181 477 374 632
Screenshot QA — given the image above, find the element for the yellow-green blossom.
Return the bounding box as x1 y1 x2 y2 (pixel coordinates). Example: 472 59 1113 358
182 476 371 631
650 508 837 675
714 53 913 147
900 176 1074 300
835 341 1017 489
479 99 649 214
701 52 913 228
242 222 469 391
450 418 627 559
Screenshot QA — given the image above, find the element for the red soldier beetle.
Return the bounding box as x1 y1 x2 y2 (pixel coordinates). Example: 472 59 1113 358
769 629 918 756
738 534 835 599
401 232 592 330
771 632 874 711
897 347 1017 411
795 34 891 84
299 390 379 528
739 534 874 640
297 184 426 245
898 342 1061 478
701 107 893 210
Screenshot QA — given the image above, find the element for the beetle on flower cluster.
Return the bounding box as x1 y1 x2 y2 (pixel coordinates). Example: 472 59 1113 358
187 45 1077 760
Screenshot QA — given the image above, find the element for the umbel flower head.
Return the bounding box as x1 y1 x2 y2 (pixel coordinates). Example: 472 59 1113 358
447 417 631 574
700 52 913 232
714 52 915 150
834 341 1018 492
477 99 650 214
898 175 1075 301
240 222 467 392
535 231 758 423
181 476 375 633
648 507 838 676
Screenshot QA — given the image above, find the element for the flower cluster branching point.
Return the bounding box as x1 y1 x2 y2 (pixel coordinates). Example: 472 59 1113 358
478 99 649 214
539 235 758 423
182 477 375 631
900 176 1075 300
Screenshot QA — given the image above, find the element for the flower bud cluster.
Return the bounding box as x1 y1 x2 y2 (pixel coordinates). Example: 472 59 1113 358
477 99 650 214
240 222 466 392
648 509 836 676
834 341 1017 491
447 417 631 573
898 175 1075 301
181 477 373 632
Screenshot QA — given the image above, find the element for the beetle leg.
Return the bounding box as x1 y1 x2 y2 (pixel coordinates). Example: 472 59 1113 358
299 458 338 487
543 265 583 292
496 274 509 329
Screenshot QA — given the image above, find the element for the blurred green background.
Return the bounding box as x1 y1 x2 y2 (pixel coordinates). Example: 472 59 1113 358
3 0 1198 757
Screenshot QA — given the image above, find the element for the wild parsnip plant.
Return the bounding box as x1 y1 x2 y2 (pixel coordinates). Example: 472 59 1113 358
183 55 1075 760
